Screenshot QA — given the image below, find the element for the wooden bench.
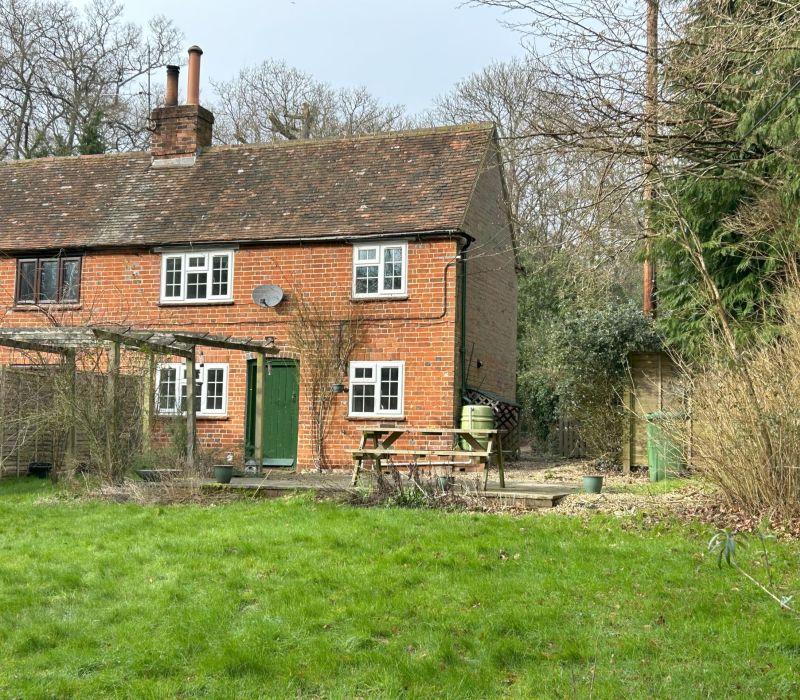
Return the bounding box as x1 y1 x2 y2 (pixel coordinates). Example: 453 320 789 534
351 427 504 490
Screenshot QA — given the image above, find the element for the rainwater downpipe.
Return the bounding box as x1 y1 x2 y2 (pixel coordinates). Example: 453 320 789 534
459 239 471 405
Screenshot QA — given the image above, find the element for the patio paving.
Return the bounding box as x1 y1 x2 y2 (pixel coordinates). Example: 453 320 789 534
201 470 577 509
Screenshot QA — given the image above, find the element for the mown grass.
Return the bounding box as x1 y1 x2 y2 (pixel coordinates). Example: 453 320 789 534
0 478 798 699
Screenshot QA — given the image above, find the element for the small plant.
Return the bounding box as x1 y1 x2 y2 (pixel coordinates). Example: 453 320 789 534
708 529 799 618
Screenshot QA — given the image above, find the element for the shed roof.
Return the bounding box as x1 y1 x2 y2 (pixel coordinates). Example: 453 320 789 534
0 123 495 252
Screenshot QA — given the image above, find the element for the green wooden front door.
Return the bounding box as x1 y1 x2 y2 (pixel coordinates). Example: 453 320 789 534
245 359 299 467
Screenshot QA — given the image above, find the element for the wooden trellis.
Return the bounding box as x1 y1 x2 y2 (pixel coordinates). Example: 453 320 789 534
0 326 278 473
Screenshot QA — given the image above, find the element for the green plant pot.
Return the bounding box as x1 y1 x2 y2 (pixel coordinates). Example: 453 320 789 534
214 465 233 484
436 475 452 492
582 475 603 494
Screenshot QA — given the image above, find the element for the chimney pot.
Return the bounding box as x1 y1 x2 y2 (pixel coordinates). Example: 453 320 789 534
187 45 203 106
165 65 179 106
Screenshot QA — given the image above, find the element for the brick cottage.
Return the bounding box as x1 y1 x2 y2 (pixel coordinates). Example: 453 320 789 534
0 48 517 471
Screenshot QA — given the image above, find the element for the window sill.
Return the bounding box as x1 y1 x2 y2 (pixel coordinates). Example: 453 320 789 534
347 415 406 422
158 300 235 307
350 295 408 303
12 303 82 312
157 414 229 420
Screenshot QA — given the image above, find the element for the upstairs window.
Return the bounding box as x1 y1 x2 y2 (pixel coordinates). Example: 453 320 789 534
15 256 81 305
352 242 407 298
160 250 233 303
155 362 228 417
349 361 404 417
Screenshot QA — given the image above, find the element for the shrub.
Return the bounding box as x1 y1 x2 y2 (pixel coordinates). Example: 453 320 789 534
688 288 800 518
552 303 660 461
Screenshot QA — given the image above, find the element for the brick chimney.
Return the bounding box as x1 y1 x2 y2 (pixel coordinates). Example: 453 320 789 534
151 46 214 161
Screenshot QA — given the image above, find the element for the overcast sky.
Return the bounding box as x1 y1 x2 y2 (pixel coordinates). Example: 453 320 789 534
120 0 527 114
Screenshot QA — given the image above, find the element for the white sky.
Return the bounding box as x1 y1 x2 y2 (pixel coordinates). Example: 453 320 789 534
120 0 527 114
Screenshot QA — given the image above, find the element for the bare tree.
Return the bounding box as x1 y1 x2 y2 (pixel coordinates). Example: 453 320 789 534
431 57 641 294
0 0 182 159
210 58 409 144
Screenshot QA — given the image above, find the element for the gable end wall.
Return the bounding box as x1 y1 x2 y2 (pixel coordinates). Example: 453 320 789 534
459 148 518 403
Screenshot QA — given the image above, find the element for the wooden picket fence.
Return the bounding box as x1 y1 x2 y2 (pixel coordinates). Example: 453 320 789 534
553 416 587 458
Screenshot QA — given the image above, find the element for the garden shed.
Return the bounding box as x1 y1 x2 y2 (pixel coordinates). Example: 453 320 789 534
621 351 685 472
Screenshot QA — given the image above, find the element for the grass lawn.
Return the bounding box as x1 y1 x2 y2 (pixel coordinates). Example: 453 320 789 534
1 479 798 699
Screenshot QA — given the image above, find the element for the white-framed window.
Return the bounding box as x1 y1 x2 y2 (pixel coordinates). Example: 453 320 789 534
352 241 407 298
155 362 228 417
349 361 404 417
160 250 234 303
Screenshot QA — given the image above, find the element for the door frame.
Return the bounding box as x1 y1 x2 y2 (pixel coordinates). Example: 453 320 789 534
244 357 299 467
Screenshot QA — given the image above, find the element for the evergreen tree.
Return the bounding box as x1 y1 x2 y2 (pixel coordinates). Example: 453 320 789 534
78 111 106 156
654 0 800 358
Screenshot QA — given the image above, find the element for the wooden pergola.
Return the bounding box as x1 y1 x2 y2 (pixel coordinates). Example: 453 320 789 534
0 326 278 470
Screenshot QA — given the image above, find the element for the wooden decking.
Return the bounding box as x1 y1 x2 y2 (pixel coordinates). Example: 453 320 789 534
200 471 576 509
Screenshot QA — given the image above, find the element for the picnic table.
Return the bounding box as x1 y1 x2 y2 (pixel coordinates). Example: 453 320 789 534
350 426 505 490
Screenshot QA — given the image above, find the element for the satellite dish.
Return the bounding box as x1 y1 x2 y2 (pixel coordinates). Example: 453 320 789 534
252 284 284 308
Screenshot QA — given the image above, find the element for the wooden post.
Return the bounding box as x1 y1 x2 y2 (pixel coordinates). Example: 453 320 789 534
65 350 77 468
105 341 120 470
254 352 265 467
622 386 633 475
142 352 154 449
496 432 505 489
0 365 5 477
185 352 197 471
642 0 659 316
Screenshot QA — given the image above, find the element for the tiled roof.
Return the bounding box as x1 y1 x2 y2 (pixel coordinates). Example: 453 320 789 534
0 123 494 252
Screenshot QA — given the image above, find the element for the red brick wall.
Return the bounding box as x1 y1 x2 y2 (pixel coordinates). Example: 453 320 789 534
150 104 214 158
0 239 459 470
458 147 518 402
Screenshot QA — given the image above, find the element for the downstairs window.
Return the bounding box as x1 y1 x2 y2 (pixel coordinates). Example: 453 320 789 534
156 362 228 417
349 361 404 417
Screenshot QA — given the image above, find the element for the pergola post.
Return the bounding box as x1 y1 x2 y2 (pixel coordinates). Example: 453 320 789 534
254 352 266 466
105 341 120 470
141 352 154 449
185 351 197 471
65 350 77 468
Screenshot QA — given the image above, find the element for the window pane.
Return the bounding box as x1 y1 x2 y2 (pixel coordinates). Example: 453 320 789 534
165 257 182 297
188 255 206 268
158 367 178 413
39 260 58 302
211 255 229 297
380 366 400 412
354 366 372 380
357 248 377 262
179 369 202 413
352 384 375 414
17 261 36 302
355 265 379 295
383 247 403 291
205 368 225 411
61 259 80 302
186 271 208 299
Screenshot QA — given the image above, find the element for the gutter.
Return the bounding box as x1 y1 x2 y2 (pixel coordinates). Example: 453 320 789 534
148 229 474 253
